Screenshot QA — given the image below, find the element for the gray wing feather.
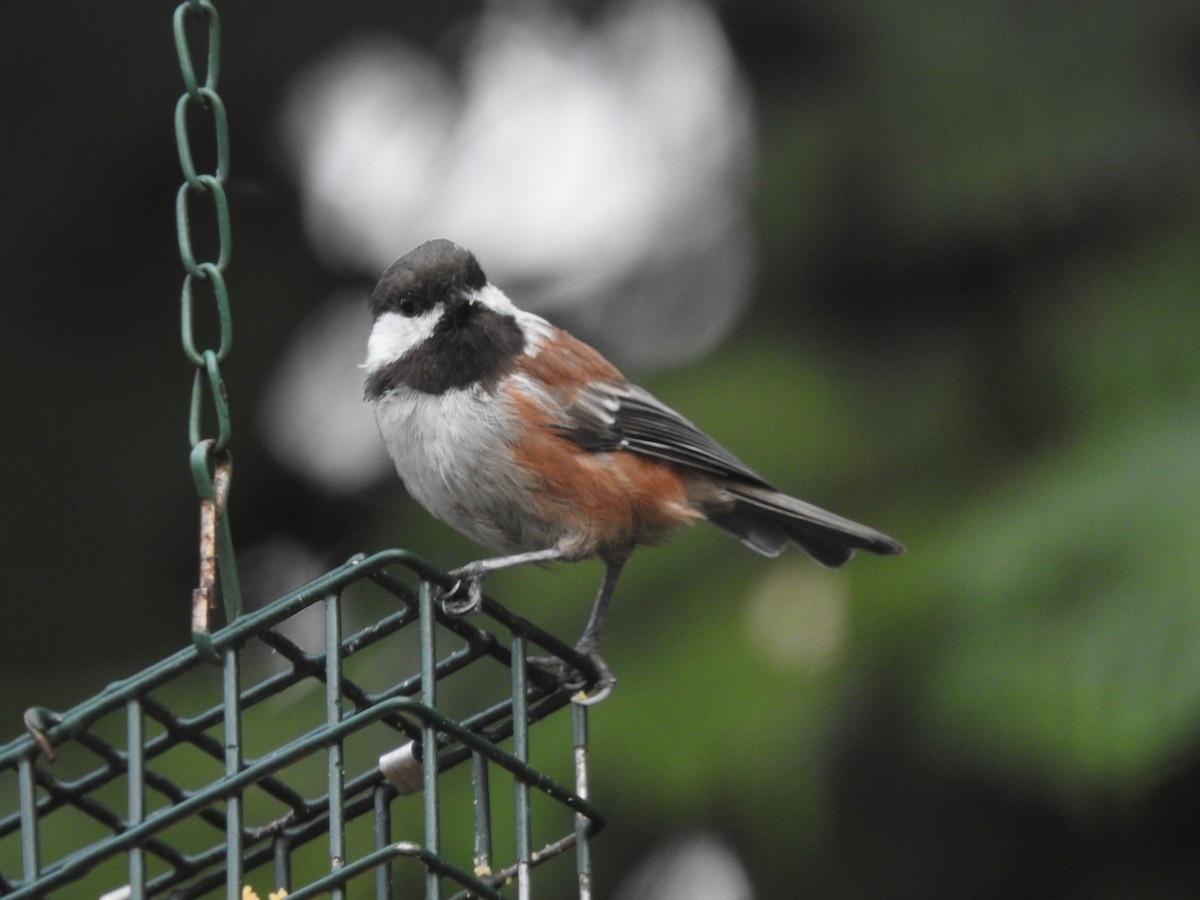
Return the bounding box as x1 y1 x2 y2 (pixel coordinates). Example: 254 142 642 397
559 383 774 488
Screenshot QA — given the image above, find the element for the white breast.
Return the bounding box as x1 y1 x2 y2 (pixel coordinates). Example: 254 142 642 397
370 384 542 552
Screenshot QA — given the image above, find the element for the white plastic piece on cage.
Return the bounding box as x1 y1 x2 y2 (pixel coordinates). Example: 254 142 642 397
379 742 423 794
99 887 132 900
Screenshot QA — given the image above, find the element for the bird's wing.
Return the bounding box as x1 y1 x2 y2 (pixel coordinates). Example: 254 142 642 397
515 330 905 563
557 381 775 489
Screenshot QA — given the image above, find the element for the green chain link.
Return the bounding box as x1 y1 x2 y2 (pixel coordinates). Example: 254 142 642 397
174 0 242 640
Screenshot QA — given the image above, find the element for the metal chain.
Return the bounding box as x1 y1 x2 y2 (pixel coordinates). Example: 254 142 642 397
173 0 242 648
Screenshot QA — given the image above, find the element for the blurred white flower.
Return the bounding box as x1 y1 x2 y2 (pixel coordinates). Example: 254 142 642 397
237 534 331 654
436 0 756 343
281 38 457 272
742 558 849 673
259 291 392 493
612 833 754 900
268 0 757 492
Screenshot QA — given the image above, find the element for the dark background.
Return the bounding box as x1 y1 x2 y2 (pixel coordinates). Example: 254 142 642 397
4 1 1200 896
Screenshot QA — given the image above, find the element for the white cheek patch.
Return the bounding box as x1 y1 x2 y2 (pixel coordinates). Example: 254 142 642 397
364 309 441 370
476 284 555 355
474 283 517 315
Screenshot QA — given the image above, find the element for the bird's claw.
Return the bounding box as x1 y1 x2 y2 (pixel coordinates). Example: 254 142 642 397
440 576 484 616
529 646 616 705
571 674 616 706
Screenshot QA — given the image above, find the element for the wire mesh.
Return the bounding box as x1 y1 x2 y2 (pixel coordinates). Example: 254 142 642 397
0 549 603 899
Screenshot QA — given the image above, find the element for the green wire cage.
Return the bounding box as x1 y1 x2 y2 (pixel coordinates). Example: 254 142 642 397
2 5 603 896
0 550 604 898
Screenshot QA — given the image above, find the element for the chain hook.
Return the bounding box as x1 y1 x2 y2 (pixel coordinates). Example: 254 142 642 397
175 0 240 651
190 440 239 661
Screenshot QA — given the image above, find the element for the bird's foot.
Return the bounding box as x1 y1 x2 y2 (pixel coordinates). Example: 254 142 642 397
570 649 616 705
530 641 616 706
441 570 484 616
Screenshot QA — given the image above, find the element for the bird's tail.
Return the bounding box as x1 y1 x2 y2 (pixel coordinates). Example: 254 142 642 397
705 484 904 568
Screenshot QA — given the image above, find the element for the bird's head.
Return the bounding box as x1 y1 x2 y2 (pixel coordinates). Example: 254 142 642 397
364 239 526 397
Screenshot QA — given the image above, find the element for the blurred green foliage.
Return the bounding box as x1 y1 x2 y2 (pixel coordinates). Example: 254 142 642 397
3 0 1200 896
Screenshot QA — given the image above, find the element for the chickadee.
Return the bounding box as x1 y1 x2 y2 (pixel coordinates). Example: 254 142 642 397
364 239 903 703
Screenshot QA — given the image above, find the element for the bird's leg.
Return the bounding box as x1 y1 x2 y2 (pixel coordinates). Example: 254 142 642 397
444 547 568 615
565 556 626 705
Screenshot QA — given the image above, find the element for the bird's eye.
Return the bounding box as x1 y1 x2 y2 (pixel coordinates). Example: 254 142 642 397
397 297 419 317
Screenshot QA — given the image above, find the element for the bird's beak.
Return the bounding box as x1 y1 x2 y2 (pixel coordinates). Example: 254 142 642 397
453 287 479 306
